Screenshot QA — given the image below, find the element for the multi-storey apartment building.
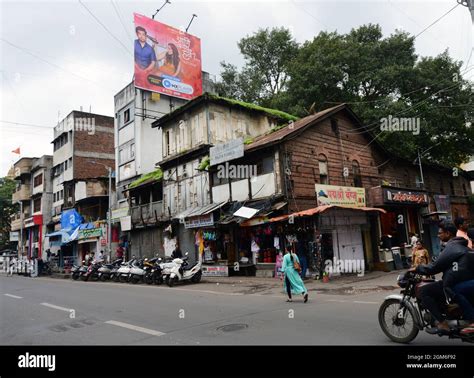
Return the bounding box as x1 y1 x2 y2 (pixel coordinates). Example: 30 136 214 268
10 155 53 260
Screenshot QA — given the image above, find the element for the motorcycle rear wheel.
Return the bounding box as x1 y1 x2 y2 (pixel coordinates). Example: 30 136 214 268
191 271 202 283
168 276 178 287
378 298 419 343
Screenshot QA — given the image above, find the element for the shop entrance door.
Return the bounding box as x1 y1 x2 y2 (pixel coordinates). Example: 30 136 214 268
334 226 364 263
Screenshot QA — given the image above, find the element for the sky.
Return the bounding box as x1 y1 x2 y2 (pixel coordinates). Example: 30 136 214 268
0 0 473 177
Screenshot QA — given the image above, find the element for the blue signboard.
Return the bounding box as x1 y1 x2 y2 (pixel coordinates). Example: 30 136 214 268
60 209 83 232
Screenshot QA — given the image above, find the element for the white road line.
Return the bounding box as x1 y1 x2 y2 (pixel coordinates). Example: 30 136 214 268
40 302 72 313
326 299 348 303
353 301 378 304
105 320 166 336
4 294 22 299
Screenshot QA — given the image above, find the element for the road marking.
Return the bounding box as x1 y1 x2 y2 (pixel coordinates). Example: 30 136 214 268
4 294 22 299
353 301 378 304
326 299 347 303
105 320 166 336
40 302 72 313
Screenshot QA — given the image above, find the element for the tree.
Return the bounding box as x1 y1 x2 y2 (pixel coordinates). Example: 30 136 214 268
274 24 473 167
215 27 298 107
0 177 17 250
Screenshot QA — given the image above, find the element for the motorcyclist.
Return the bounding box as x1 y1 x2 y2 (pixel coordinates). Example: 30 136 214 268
409 221 474 333
452 227 474 335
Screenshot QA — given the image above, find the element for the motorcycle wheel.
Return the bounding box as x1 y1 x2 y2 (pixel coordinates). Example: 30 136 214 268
100 274 108 282
145 275 153 285
168 276 178 287
72 273 79 281
81 275 89 282
130 275 140 284
191 271 202 283
378 298 419 343
119 275 127 283
154 276 164 285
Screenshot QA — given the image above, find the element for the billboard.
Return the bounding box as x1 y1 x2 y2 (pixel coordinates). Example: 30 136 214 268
133 13 202 100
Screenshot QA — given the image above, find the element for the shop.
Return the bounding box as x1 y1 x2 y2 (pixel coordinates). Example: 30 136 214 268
24 215 43 260
73 222 107 263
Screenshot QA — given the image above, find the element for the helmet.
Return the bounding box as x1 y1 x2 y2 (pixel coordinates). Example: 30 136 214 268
397 271 411 288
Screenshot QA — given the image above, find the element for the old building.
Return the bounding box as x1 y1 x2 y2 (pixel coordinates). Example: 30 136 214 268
150 93 298 262
10 155 53 260
113 74 216 259
47 110 115 267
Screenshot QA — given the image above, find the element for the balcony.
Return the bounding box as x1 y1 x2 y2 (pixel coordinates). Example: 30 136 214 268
13 158 34 178
10 213 23 231
12 185 32 202
131 201 163 226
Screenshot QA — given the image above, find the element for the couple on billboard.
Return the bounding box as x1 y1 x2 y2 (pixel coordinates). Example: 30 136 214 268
134 25 181 77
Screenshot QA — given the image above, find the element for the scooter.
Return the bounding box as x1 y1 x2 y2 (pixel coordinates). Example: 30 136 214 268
129 259 146 284
98 259 123 281
167 253 202 287
81 260 102 281
78 261 89 280
71 262 83 280
117 259 136 283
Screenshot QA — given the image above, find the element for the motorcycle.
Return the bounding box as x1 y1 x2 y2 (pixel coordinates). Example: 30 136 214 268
144 258 164 285
129 259 146 284
378 271 474 344
78 261 90 280
80 260 103 282
117 259 136 283
98 259 123 281
71 262 84 280
167 253 202 287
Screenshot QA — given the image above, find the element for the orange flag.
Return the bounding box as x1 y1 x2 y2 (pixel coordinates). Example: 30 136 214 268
12 147 20 154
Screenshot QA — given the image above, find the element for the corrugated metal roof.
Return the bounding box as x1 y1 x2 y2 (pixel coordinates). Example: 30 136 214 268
173 202 227 219
245 104 345 152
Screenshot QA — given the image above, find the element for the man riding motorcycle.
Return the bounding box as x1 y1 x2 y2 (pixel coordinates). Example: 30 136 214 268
409 221 474 334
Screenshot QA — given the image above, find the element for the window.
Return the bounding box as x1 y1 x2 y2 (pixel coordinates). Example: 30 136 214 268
119 143 135 165
60 190 64 200
130 143 135 158
64 160 68 171
124 109 130 123
69 158 72 169
256 156 274 175
165 130 171 156
33 198 41 213
318 155 328 185
352 160 362 187
33 174 43 187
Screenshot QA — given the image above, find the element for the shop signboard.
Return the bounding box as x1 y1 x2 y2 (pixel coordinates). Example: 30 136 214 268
383 188 428 205
120 216 132 231
184 214 214 229
210 138 244 166
9 231 19 242
315 184 366 207
78 228 102 240
202 265 229 277
111 207 130 222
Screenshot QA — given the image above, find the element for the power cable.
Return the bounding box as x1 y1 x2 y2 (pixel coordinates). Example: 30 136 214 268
414 3 460 39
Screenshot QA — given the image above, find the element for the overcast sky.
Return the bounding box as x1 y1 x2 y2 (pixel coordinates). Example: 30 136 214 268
0 0 473 176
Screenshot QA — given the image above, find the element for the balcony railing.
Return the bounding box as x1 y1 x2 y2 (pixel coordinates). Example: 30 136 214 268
12 185 31 202
131 201 163 226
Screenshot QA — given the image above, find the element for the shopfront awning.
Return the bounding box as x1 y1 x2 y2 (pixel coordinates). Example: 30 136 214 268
174 202 227 220
45 230 72 245
269 205 386 223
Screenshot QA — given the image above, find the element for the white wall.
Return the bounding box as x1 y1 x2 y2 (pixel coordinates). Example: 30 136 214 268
251 173 276 199
75 181 87 201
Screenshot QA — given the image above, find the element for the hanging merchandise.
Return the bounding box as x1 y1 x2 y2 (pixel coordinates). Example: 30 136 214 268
251 238 260 253
203 231 217 241
274 236 280 250
286 234 297 244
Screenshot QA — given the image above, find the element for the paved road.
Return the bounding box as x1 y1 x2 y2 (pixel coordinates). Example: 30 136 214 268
0 275 468 345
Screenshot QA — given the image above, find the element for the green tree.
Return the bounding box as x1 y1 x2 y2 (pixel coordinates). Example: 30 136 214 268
0 177 17 249
215 27 298 107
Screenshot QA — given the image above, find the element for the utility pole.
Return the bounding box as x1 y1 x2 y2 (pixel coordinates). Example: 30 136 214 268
107 166 112 264
18 200 23 258
417 149 425 190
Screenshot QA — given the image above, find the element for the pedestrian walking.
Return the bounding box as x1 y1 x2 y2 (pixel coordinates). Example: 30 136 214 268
411 241 430 269
281 245 308 303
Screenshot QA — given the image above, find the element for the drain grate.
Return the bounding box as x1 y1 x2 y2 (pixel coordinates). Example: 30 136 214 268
216 324 248 332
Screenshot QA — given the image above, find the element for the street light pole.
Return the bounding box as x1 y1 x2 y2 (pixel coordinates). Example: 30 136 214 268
18 200 23 258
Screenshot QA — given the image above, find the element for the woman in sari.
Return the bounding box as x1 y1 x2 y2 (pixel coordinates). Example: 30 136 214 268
281 245 309 303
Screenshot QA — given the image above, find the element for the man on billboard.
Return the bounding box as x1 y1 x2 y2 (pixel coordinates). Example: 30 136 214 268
134 26 156 73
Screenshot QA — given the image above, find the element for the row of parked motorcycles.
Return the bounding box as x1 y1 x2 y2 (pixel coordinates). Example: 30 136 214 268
70 253 202 287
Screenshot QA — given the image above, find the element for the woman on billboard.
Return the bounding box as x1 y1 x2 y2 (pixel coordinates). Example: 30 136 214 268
157 43 181 77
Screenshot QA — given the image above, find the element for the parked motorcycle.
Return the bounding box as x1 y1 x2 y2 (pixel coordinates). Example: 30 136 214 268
143 258 164 285
80 260 103 282
71 262 84 280
129 259 146 284
98 259 123 281
167 253 202 287
117 259 136 283
378 271 474 344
